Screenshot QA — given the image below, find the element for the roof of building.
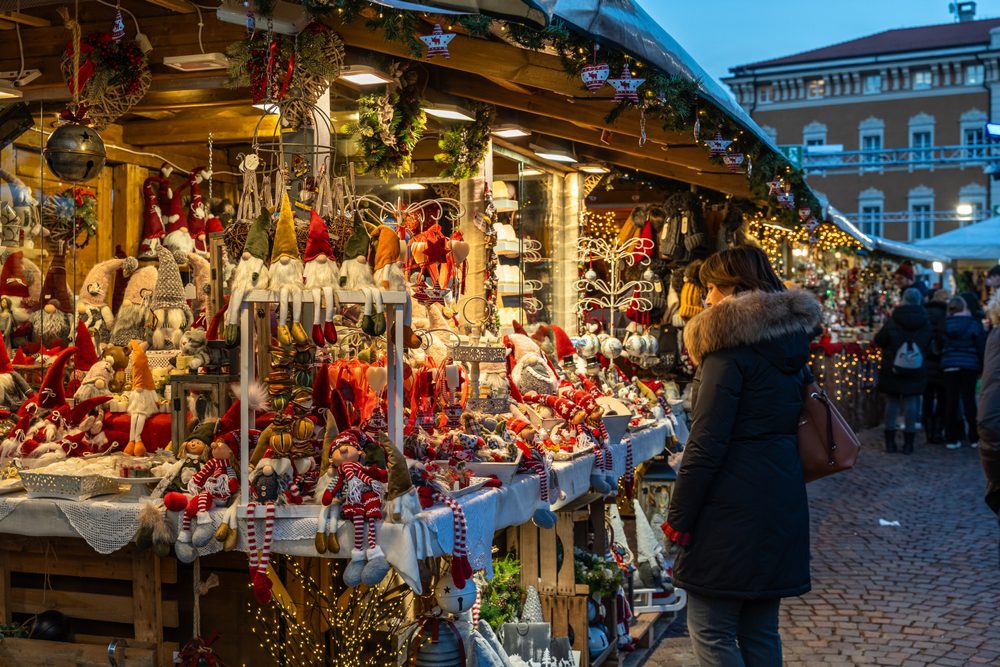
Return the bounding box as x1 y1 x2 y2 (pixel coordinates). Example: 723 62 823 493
734 17 1000 71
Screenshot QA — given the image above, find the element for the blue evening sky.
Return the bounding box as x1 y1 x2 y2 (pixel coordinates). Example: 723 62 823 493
639 0 1000 86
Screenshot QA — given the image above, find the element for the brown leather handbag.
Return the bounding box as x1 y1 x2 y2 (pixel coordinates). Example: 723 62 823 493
798 382 861 482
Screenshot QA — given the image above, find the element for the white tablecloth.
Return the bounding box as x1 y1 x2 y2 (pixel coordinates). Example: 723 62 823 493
0 423 669 593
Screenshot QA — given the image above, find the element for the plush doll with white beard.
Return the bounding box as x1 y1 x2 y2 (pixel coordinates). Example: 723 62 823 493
224 210 271 347
73 359 114 403
339 211 383 336
303 209 340 346
270 193 308 347
149 248 194 350
77 257 137 347
371 224 421 349
31 255 75 347
0 251 38 342
163 175 195 256
109 265 157 347
0 335 30 410
184 167 212 258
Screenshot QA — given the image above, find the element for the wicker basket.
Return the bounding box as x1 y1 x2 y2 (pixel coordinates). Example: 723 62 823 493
19 471 121 501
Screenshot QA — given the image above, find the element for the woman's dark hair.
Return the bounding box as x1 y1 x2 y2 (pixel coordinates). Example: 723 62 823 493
948 296 968 315
699 245 785 294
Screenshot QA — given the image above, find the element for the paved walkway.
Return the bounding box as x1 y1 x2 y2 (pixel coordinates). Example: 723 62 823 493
643 429 1000 666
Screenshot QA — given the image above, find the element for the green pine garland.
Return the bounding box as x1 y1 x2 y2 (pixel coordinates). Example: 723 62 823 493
349 64 427 179
479 556 525 630
435 103 495 182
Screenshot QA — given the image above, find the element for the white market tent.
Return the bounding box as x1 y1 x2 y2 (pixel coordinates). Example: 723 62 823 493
914 216 1000 262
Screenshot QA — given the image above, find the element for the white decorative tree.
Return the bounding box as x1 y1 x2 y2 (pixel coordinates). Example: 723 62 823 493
575 236 654 339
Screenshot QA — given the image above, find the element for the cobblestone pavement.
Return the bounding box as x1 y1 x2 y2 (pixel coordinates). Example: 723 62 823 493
643 429 1000 666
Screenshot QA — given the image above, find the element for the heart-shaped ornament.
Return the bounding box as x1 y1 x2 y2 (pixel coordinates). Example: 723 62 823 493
581 63 610 93
367 366 388 394
449 239 470 264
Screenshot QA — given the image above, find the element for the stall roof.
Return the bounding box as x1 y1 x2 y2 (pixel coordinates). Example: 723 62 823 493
870 236 950 264
914 216 1000 262
827 206 875 250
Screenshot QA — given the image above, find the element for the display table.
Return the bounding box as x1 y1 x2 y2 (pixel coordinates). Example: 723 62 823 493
0 423 669 592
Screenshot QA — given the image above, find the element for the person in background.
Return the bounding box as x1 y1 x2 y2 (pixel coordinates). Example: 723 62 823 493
894 262 929 300
961 290 986 322
923 289 950 443
875 288 933 454
985 265 1000 325
942 296 987 450
979 297 1000 520
663 246 821 667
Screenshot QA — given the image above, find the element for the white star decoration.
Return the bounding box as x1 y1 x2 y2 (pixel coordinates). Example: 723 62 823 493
705 133 733 156
420 23 455 60
608 65 644 103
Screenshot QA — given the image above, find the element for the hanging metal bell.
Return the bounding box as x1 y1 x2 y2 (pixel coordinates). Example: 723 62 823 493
43 123 106 183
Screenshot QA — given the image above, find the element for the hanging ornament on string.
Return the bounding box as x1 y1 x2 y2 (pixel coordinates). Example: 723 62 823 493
693 109 701 142
581 44 610 93
638 107 647 147
245 1 255 36
798 207 811 221
804 216 820 233
766 177 784 196
111 1 125 41
722 153 744 172
745 155 753 178
705 133 732 156
420 23 455 60
608 65 644 103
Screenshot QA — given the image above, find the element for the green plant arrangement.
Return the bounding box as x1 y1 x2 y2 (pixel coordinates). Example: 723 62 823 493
435 103 495 182
349 63 427 179
574 547 625 600
478 556 525 630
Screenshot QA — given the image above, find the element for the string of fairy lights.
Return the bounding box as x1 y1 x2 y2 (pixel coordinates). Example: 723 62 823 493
582 209 620 241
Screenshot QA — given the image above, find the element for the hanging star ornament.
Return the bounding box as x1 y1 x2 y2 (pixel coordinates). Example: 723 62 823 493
722 153 745 172
767 177 784 196
705 133 733 156
693 116 701 142
421 23 455 60
608 65 644 103
112 7 125 41
798 207 812 221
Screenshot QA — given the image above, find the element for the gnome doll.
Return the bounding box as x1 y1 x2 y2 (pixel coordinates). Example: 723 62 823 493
31 255 75 346
149 248 193 350
0 251 36 337
125 340 159 457
224 210 270 347
303 209 340 346
372 225 420 349
270 192 308 347
70 319 99 396
109 265 157 347
339 212 384 336
77 257 137 347
138 177 165 260
163 177 195 256
0 334 30 409
185 167 212 257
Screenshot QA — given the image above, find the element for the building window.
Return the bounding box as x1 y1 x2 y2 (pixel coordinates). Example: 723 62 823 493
965 63 985 85
758 85 773 104
863 73 882 95
958 183 987 224
861 133 883 166
910 204 933 239
960 108 988 158
802 121 827 147
911 130 933 161
913 70 933 90
860 205 883 236
807 78 826 99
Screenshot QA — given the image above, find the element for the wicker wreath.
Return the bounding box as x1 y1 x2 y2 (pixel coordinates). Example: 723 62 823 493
60 38 151 130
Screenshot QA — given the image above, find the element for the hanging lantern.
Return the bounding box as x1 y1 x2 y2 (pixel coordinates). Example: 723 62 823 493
43 123 106 183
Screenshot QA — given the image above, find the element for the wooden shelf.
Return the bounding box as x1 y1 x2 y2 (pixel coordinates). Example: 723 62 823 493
629 611 664 649
590 643 617 667
245 288 407 305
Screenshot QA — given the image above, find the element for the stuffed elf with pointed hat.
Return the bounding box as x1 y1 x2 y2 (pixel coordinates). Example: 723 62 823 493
139 177 165 260
270 192 308 347
225 209 271 347
125 340 159 457
339 211 386 336
31 254 75 347
77 256 137 348
303 209 340 346
185 167 212 258
150 247 193 350
372 224 421 349
0 334 30 410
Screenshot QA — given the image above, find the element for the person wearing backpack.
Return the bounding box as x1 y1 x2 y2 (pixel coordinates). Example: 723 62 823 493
942 296 987 449
875 288 933 454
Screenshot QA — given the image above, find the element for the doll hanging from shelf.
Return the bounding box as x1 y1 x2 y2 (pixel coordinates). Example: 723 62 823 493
270 192 309 347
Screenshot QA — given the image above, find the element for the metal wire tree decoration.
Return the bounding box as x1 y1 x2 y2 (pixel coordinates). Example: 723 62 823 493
575 236 654 338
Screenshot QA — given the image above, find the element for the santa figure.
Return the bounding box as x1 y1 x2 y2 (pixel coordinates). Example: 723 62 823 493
163 176 195 256
0 335 30 410
125 340 159 457
270 192 307 347
149 247 193 349
31 255 75 346
224 209 270 347
184 167 212 258
303 209 340 346
0 251 36 340
138 177 165 260
77 257 137 347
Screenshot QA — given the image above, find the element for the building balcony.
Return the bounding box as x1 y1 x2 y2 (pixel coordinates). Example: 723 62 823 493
801 143 994 173
844 209 988 240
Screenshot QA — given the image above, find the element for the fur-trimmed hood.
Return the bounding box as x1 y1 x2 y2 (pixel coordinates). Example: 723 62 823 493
684 289 822 365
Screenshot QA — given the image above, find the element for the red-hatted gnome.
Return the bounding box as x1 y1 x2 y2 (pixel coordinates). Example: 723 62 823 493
185 167 212 258
224 209 270 347
138 176 165 260
270 192 308 347
77 257 138 347
163 174 195 256
150 247 193 350
125 340 159 457
320 428 390 587
167 434 239 563
31 254 75 347
0 334 30 410
303 209 340 346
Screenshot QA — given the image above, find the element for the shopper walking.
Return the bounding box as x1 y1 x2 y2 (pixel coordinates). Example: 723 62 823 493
942 296 986 450
874 288 933 454
923 289 950 443
663 246 821 667
979 297 1000 516
893 262 929 300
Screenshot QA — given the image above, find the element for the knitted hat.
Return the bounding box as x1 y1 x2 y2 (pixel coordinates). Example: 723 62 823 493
0 335 11 373
187 420 217 445
68 395 111 426
130 341 154 391
550 325 576 361
40 255 73 313
243 210 271 262
0 251 29 299
894 262 915 281
79 258 125 307
75 319 98 373
270 192 299 264
304 210 333 262
679 281 704 320
372 225 401 273
39 346 76 410
150 247 187 311
343 211 373 261
632 218 654 263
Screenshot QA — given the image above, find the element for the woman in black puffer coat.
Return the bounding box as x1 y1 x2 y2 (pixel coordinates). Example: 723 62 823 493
663 246 822 667
874 288 933 454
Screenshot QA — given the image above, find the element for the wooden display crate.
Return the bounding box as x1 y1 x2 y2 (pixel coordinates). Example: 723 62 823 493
0 536 178 667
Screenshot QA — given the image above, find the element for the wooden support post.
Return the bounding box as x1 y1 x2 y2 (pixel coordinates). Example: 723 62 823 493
112 163 147 258
0 549 9 624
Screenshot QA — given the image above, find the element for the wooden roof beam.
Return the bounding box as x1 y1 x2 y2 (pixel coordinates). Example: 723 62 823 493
123 113 278 146
141 0 195 14
0 11 49 27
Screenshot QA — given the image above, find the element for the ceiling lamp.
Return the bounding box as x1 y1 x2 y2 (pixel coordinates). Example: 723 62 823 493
0 81 22 100
339 65 394 87
424 103 475 122
530 143 577 163
492 124 530 139
163 53 228 72
396 183 426 191
578 164 610 174
521 167 544 176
